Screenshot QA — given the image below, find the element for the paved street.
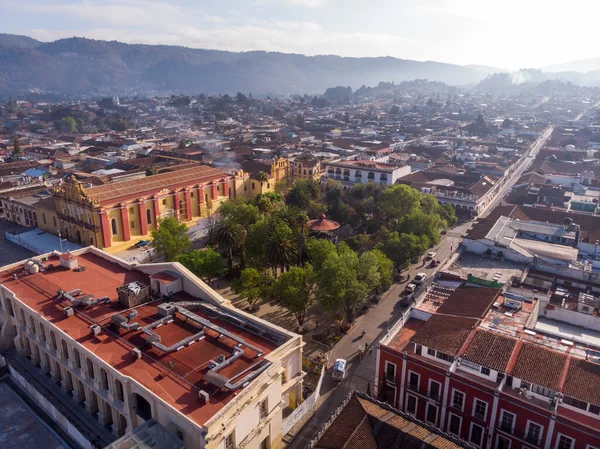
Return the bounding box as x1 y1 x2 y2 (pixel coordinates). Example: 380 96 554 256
285 127 554 449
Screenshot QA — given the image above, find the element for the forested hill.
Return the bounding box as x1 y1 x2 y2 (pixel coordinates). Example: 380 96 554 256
0 34 497 97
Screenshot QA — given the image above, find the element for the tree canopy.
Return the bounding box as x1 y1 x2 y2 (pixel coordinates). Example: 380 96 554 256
151 217 190 261
232 268 273 311
272 265 317 329
177 248 224 284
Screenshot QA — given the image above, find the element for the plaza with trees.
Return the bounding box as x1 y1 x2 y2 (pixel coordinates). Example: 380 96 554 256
149 178 456 332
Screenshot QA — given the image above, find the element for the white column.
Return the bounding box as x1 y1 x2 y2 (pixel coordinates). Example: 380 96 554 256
486 391 500 449
543 416 556 449
439 371 451 430
398 354 407 411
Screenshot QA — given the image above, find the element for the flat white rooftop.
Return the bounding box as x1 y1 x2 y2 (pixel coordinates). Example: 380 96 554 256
535 317 600 350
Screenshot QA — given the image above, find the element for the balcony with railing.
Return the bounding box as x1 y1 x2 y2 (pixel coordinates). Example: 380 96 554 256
406 382 441 402
496 424 542 447
498 423 514 435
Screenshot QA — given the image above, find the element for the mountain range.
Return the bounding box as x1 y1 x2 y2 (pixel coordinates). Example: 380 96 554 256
3 34 600 98
0 34 503 98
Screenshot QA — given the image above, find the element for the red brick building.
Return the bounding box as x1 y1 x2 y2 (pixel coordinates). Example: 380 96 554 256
376 284 600 449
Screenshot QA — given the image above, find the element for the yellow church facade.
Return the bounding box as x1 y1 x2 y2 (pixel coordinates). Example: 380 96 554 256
47 165 255 252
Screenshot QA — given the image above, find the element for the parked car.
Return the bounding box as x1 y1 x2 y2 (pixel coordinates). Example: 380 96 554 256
134 239 151 248
414 272 427 285
405 283 417 294
425 252 436 260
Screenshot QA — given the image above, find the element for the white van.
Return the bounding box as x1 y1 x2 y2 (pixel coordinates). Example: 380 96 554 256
331 358 347 382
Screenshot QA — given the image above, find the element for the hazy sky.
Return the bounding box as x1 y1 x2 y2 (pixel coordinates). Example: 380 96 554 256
0 0 597 69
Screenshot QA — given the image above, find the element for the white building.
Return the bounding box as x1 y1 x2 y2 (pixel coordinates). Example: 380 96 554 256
323 160 410 189
0 247 303 449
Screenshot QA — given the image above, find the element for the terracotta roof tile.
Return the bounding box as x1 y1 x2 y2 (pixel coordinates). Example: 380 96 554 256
512 343 567 391
316 394 470 449
462 330 517 372
84 165 227 204
411 315 477 356
563 358 600 406
435 286 500 319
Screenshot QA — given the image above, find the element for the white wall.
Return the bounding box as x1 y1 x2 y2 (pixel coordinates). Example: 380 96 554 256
541 304 600 332
9 365 94 449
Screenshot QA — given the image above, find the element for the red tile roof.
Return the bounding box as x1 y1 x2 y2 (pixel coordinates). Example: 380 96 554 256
511 343 567 391
435 286 500 319
84 165 227 205
563 358 600 407
315 393 467 449
461 330 517 372
411 315 477 357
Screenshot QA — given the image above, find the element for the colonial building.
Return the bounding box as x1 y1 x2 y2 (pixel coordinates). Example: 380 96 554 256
323 160 410 189
0 247 304 449
291 153 321 181
51 165 247 251
376 284 600 449
240 157 290 194
0 186 51 228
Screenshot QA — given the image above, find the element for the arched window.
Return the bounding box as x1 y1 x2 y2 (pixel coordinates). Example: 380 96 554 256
133 393 152 421
111 218 118 235
61 340 69 361
146 208 152 225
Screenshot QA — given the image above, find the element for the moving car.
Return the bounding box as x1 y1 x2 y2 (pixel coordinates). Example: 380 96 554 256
429 259 440 268
413 272 427 285
332 358 347 382
425 252 436 260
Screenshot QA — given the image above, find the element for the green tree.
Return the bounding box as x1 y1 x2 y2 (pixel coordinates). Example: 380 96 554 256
397 209 442 246
305 238 337 271
376 232 427 270
218 199 260 228
60 116 78 133
215 216 246 272
151 217 190 261
12 136 21 155
265 221 298 272
256 171 269 195
365 249 394 291
273 204 303 233
438 203 458 227
357 251 381 294
232 268 272 311
272 265 317 330
345 234 374 254
76 117 86 133
244 219 269 268
177 248 224 285
379 184 421 221
274 179 289 195
285 179 320 210
317 246 368 324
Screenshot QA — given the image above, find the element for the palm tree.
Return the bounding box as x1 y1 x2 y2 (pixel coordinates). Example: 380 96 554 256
273 204 302 232
215 216 246 272
265 221 298 273
285 179 320 210
256 171 269 194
